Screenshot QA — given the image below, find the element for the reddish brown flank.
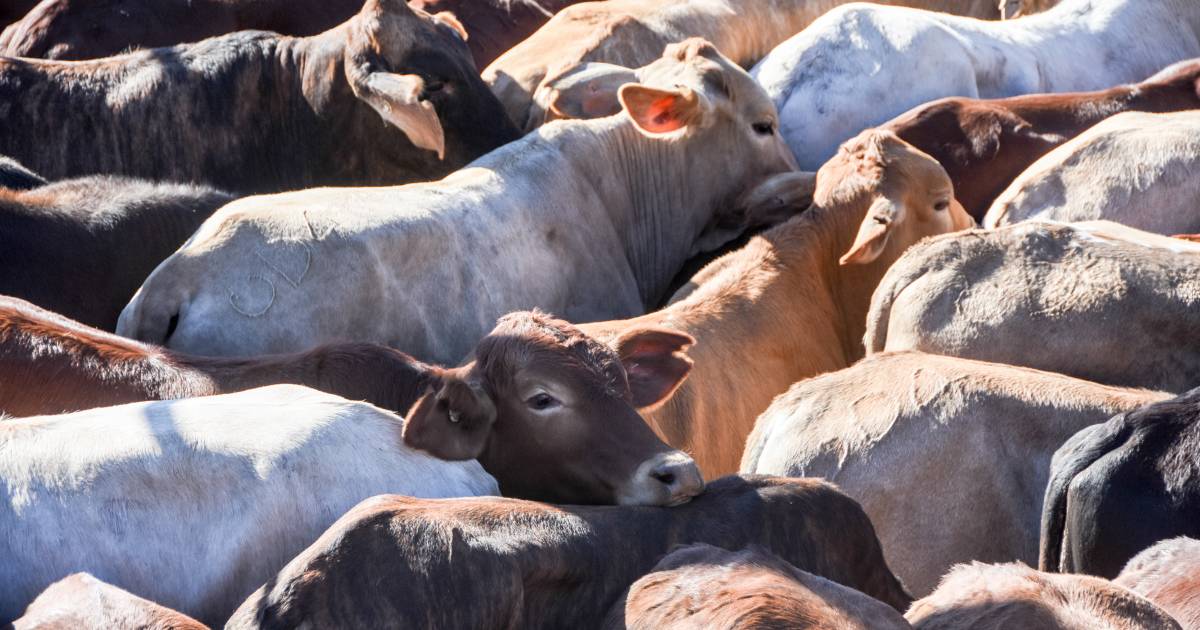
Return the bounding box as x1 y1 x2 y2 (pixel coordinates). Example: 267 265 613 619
887 58 1200 220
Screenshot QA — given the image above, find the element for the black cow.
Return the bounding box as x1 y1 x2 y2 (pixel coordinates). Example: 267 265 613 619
1 175 233 330
0 0 519 194
1040 387 1200 578
0 156 46 190
227 476 912 629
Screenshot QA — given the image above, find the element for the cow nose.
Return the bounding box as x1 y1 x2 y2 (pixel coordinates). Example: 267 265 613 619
649 452 705 506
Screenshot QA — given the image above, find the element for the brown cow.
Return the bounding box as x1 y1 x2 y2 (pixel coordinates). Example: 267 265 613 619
907 562 1181 630
226 476 912 629
0 0 518 194
581 128 974 477
1116 538 1200 630
0 0 361 60
886 57 1200 220
1 175 234 331
603 543 912 629
409 0 588 68
12 573 207 630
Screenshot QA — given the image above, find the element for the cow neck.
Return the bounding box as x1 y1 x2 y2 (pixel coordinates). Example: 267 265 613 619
638 200 870 463
569 118 720 308
691 0 847 66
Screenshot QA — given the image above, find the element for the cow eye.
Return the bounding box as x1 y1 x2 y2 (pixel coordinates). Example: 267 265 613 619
934 200 950 211
526 393 559 411
425 78 445 94
752 121 775 136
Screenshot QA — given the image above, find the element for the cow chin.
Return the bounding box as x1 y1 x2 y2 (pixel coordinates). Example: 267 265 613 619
616 451 705 507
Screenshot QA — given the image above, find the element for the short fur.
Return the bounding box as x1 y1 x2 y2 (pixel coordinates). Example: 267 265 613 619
12 573 207 630
907 562 1181 630
0 155 46 190
1040 388 1200 578
1115 537 1200 629
0 176 234 330
742 351 1168 595
0 0 518 194
226 476 912 629
602 543 911 629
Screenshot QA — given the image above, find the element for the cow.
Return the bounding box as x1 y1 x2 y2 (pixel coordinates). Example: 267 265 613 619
866 221 1200 393
601 543 912 629
0 385 496 625
579 128 974 478
0 0 362 60
985 111 1200 233
11 573 207 630
884 58 1200 220
0 0 518 194
116 39 799 365
3 303 704 506
741 351 1169 596
1040 388 1200 579
483 0 1027 132
226 476 912 629
410 0 589 68
1115 538 1200 629
0 155 45 190
999 0 1058 18
2 177 234 331
2 309 707 627
907 562 1182 630
754 0 1200 170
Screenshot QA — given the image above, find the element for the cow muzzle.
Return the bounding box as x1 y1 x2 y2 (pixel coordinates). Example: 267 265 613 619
618 451 705 507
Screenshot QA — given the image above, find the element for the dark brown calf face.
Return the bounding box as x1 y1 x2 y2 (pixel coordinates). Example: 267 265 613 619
404 311 704 506
344 0 518 168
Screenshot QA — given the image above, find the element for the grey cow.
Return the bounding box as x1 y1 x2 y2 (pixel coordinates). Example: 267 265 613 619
866 221 1200 392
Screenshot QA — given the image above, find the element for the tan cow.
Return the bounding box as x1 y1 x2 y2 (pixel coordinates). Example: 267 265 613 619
907 562 1181 630
581 129 974 477
741 351 1169 596
602 543 912 629
1116 538 1200 629
12 573 206 630
484 0 1030 131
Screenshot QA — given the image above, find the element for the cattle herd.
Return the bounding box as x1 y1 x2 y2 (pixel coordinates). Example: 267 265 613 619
4 0 1200 628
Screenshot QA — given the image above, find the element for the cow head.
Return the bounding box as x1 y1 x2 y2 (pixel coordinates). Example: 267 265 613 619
404 311 704 506
537 39 801 253
815 129 974 266
344 0 518 164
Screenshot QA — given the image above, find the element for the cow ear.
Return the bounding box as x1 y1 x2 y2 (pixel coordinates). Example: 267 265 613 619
612 327 695 410
537 62 639 122
403 375 496 460
734 171 817 228
348 70 446 160
841 198 903 265
619 84 708 136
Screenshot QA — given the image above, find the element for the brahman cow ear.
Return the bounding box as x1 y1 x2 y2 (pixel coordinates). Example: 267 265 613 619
841 198 903 265
734 171 818 228
619 84 708 135
538 62 639 122
348 70 447 160
403 375 497 460
612 327 696 410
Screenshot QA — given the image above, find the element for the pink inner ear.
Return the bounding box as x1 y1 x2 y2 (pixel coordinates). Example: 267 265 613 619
639 96 685 133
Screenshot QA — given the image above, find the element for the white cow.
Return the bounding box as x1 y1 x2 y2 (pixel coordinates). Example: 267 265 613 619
985 110 1200 234
117 39 798 364
0 385 497 625
741 351 1168 595
754 0 1200 169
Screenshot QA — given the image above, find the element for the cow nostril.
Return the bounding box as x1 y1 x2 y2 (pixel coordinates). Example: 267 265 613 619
651 470 677 486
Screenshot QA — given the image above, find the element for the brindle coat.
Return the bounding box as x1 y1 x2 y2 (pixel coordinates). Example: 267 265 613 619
0 0 518 194
227 476 912 629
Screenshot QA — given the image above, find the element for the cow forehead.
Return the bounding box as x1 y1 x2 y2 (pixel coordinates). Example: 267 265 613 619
635 50 774 118
476 315 627 396
816 132 942 204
